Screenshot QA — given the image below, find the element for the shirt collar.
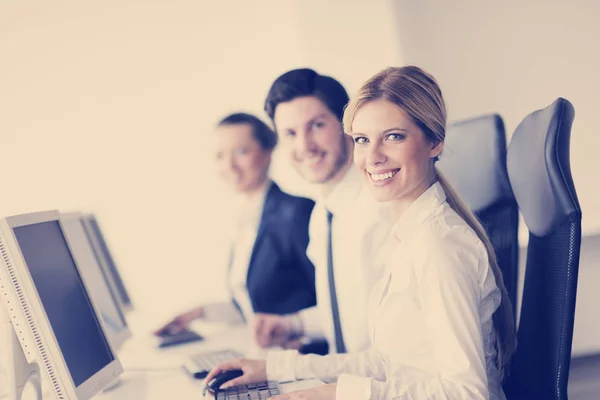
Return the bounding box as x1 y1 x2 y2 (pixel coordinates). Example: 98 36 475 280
390 182 447 242
321 165 363 215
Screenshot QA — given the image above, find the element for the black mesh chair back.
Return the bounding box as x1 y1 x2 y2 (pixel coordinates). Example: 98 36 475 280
503 98 582 400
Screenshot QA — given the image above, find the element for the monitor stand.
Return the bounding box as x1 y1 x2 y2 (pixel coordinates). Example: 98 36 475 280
1 306 42 400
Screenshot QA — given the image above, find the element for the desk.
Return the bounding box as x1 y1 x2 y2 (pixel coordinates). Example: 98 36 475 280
1 310 321 399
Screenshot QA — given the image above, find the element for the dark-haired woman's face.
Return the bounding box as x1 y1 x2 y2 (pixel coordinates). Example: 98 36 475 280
350 99 442 206
214 123 271 194
274 96 349 185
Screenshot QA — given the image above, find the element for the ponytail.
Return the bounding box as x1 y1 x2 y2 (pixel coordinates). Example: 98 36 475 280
436 168 517 379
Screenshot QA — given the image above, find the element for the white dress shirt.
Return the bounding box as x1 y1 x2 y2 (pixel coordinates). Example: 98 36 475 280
203 180 272 325
267 182 506 400
297 165 394 353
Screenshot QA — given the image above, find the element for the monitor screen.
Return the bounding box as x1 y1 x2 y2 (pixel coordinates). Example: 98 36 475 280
85 216 132 308
13 221 115 387
61 217 128 348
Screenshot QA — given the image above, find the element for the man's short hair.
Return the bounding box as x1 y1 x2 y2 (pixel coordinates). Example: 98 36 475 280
264 68 349 123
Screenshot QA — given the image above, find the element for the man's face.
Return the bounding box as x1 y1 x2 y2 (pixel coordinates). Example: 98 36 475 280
273 96 349 184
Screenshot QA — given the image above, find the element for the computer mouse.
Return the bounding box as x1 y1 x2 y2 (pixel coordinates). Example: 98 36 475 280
204 369 244 394
157 326 179 337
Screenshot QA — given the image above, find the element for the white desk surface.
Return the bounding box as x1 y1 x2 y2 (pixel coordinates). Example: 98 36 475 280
1 310 320 399
98 312 320 399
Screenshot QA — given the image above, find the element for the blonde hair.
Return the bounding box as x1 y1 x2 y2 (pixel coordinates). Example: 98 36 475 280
343 66 517 379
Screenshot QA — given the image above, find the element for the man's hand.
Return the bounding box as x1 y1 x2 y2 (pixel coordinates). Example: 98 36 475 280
153 307 204 336
203 358 267 389
253 313 297 348
270 383 337 400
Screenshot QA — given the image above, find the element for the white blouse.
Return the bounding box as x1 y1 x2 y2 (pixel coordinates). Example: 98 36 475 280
266 182 506 400
202 180 272 325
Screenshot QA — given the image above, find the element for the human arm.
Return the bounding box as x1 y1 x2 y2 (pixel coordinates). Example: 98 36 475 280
266 347 386 384
153 306 205 336
334 229 495 399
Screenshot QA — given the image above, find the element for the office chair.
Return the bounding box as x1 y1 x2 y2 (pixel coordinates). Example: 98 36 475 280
437 114 519 317
503 98 582 400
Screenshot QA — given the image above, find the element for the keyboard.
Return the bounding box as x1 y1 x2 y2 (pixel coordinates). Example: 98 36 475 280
182 349 243 379
215 381 281 400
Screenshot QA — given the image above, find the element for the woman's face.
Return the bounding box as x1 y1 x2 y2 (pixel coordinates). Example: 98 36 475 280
350 99 442 205
215 123 271 193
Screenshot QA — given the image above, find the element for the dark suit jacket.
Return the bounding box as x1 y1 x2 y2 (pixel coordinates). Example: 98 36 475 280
240 182 316 316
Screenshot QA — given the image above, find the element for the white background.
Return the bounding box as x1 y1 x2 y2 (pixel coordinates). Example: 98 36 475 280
0 0 598 356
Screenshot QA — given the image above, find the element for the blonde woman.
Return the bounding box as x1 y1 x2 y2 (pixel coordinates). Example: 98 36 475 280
205 66 517 400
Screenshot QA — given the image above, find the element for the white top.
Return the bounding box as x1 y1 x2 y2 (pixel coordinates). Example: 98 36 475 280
267 182 506 400
203 180 272 325
298 165 394 353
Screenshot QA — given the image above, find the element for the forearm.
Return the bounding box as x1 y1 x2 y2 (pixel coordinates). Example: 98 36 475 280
202 301 245 324
336 375 489 400
266 347 385 384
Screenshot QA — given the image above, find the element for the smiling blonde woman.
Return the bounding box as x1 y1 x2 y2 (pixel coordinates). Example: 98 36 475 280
205 66 517 400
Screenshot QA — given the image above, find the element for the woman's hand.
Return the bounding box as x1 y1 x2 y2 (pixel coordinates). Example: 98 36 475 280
203 358 267 389
270 383 337 400
153 307 204 336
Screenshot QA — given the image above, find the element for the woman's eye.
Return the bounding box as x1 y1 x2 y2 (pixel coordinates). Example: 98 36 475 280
386 133 405 141
353 136 368 144
314 121 325 129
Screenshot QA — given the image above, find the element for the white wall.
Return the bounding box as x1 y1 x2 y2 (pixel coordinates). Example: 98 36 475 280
294 0 403 94
392 0 600 240
391 0 600 355
0 0 404 327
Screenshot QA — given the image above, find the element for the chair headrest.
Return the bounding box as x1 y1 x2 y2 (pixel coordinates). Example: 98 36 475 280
507 98 580 237
437 114 513 212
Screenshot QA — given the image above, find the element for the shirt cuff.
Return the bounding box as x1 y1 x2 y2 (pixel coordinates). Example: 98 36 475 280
336 374 371 400
298 306 325 339
266 349 299 383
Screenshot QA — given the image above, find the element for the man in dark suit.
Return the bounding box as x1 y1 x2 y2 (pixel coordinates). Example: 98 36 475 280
154 113 316 335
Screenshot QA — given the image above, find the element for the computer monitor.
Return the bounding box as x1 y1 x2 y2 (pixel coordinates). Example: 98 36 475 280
81 213 134 312
60 212 131 351
0 210 123 399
